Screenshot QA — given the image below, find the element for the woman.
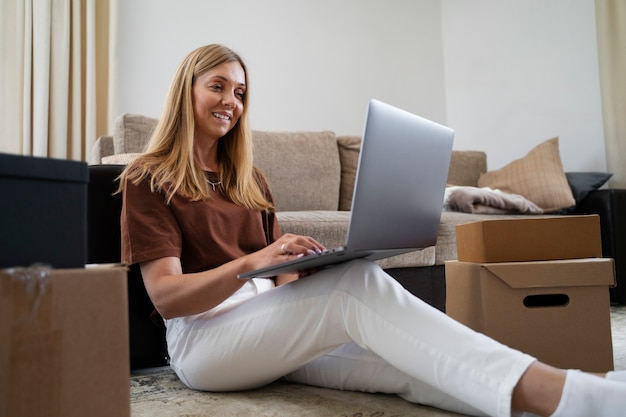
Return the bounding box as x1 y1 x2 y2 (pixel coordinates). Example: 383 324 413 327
120 44 625 417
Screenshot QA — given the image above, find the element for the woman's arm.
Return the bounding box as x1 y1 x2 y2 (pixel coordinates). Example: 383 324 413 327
140 255 248 320
140 234 324 319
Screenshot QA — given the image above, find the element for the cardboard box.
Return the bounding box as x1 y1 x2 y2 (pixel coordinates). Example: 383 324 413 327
455 215 602 263
0 153 88 268
0 266 130 417
445 258 615 372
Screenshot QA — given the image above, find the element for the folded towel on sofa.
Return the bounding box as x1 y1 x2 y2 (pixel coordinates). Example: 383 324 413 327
444 186 543 214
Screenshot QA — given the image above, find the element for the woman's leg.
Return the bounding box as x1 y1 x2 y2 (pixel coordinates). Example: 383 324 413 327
512 364 626 417
167 259 533 416
285 342 489 416
165 259 623 417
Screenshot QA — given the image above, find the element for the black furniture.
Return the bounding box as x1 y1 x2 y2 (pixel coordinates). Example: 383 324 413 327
574 189 626 304
0 153 88 269
87 165 168 369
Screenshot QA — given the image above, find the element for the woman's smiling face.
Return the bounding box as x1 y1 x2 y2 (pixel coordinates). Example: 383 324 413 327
192 61 246 143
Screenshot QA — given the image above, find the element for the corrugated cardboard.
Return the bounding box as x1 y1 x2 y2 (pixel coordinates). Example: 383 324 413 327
0 266 130 417
455 215 602 263
445 258 615 372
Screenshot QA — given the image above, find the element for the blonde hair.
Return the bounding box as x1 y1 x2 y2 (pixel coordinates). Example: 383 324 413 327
120 44 272 210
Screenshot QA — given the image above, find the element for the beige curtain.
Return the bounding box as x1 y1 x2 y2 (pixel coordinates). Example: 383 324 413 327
0 0 117 161
596 0 626 188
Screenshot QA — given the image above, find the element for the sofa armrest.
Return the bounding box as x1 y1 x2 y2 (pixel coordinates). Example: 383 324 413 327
90 135 114 165
113 113 157 154
573 189 626 303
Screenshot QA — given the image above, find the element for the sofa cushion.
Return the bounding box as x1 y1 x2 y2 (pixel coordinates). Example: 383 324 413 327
337 136 361 211
447 151 487 186
277 211 350 249
376 246 435 269
477 137 575 212
253 131 341 211
276 211 435 268
101 153 143 165
337 135 488 211
113 114 157 154
435 211 549 265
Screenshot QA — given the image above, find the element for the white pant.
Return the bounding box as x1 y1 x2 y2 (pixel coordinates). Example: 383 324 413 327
165 259 536 417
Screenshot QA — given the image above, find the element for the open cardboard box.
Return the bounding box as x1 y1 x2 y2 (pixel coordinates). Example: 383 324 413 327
445 258 615 372
0 266 130 417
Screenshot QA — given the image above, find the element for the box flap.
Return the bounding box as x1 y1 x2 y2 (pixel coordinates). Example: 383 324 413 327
456 215 602 262
482 258 616 289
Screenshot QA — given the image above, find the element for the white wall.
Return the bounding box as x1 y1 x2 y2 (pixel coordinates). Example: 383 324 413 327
117 0 447 135
441 0 606 171
117 0 606 172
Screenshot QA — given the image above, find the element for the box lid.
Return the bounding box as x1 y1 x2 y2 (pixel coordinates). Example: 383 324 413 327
482 258 616 289
456 215 602 262
0 153 88 183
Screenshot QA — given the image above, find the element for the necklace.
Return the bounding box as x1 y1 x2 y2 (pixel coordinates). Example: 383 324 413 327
207 179 222 191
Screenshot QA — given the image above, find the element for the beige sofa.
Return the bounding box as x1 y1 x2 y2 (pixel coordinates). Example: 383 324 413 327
92 114 626 370
94 116 518 253
90 114 626 369
91 114 544 311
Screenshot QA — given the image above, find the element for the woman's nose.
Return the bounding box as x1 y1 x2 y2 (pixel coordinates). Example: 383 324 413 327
222 91 236 107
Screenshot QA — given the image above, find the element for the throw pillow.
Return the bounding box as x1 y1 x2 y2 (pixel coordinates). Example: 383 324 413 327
565 172 613 204
477 137 575 212
550 171 613 214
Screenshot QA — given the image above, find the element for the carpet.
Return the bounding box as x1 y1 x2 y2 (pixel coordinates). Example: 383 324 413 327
131 306 626 417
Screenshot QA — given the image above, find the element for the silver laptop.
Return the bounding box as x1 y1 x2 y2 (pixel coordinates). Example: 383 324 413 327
237 99 454 279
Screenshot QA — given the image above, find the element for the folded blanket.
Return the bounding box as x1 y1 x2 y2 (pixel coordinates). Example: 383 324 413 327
443 186 543 214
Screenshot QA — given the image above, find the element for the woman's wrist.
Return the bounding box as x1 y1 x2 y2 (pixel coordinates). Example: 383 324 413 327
274 274 298 286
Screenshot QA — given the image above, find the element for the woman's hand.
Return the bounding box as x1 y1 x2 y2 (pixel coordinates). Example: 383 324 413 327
268 234 326 285
273 233 326 258
244 233 326 279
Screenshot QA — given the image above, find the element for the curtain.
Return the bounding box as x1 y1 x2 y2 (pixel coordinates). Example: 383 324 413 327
0 0 117 161
595 0 626 188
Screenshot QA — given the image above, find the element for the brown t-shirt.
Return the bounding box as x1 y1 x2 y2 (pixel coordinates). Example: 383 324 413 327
120 172 281 273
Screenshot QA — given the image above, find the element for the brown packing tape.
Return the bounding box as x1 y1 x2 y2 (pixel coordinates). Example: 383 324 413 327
6 266 51 330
